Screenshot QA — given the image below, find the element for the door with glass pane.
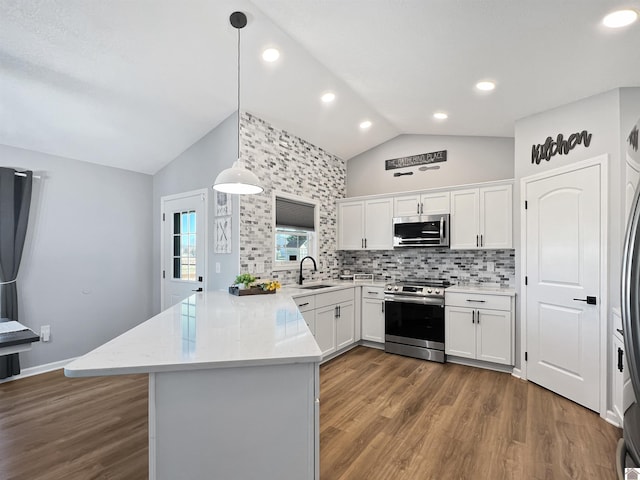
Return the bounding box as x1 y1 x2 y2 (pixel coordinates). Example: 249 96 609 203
161 190 207 309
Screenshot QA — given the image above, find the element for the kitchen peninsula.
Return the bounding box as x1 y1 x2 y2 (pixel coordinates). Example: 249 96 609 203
65 291 322 480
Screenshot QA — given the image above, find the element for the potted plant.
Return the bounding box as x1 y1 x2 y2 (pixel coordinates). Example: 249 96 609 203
234 273 256 290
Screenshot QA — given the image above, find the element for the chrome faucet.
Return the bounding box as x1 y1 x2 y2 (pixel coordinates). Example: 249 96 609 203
298 256 318 285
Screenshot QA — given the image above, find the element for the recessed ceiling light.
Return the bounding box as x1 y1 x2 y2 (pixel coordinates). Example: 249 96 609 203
262 48 280 62
359 120 372 130
476 81 496 91
321 92 336 103
433 112 448 120
603 9 638 28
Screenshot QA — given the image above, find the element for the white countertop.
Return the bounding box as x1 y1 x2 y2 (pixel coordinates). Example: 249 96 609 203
65 290 322 378
283 279 387 297
446 284 516 296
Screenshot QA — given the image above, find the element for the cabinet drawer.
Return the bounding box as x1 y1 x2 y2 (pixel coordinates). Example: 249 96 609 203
294 295 315 312
362 286 385 300
316 288 354 309
445 292 511 311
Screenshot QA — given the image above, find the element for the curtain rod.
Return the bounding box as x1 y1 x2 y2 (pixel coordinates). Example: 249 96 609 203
13 171 41 179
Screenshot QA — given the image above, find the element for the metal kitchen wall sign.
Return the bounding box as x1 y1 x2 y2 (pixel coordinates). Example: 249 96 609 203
531 130 593 165
385 150 447 170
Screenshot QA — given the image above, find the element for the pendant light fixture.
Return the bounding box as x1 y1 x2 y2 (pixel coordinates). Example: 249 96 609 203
213 11 263 195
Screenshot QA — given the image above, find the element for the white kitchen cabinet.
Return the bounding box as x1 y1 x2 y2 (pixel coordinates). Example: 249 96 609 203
298 288 356 359
337 198 393 250
361 287 385 344
450 184 512 249
394 191 450 218
315 305 337 356
445 290 514 365
335 301 355 350
294 295 316 336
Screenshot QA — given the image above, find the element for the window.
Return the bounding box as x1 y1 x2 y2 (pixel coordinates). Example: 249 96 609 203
274 194 318 269
173 210 197 281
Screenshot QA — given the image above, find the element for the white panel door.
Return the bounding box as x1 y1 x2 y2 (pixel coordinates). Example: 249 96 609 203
162 191 207 309
525 164 601 411
338 201 364 250
450 189 479 249
480 185 512 249
364 198 393 249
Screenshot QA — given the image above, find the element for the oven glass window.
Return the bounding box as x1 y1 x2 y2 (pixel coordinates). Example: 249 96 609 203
385 301 445 343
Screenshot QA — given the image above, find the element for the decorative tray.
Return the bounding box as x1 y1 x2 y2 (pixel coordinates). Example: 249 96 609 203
228 286 276 296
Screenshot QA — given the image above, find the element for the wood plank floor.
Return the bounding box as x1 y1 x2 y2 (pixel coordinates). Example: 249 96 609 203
0 346 621 479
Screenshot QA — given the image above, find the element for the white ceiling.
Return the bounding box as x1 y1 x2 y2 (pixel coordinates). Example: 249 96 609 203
1 0 639 174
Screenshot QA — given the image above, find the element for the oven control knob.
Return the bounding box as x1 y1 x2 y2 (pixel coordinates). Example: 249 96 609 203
427 288 432 293
435 289 440 294
386 286 392 291
394 286 400 291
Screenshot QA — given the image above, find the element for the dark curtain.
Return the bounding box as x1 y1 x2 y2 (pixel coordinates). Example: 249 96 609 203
0 167 33 379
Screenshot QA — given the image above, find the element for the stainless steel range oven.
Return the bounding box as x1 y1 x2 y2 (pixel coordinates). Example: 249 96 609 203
384 280 449 363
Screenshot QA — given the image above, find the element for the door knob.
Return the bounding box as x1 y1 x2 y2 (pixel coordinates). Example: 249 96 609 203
192 288 203 292
572 296 597 305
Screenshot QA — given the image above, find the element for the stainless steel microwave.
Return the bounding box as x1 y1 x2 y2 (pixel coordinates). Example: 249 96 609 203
393 214 450 248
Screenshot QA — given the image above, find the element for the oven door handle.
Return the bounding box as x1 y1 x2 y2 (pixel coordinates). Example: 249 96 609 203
384 296 444 306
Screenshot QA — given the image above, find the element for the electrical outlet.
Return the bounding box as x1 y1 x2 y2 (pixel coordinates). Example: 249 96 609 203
40 325 51 342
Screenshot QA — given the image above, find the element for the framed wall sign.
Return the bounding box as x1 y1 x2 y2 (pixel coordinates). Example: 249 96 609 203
385 150 447 170
215 191 232 217
214 216 232 254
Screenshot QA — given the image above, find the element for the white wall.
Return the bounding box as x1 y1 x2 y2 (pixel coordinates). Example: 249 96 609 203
152 113 238 312
346 134 514 197
0 145 153 369
513 88 632 376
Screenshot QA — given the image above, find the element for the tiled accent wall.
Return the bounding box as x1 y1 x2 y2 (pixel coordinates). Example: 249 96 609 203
338 249 515 287
238 112 345 284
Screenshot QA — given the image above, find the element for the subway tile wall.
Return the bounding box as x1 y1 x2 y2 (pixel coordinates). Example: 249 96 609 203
338 249 515 287
238 112 346 284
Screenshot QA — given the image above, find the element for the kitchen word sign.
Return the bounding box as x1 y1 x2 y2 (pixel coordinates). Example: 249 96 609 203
531 130 592 165
385 150 447 170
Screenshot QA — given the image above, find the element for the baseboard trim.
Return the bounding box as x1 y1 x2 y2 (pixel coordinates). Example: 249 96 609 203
446 355 514 374
605 409 623 428
0 357 76 384
511 367 522 379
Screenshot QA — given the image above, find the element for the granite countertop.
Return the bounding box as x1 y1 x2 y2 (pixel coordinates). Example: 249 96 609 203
446 284 516 296
65 290 322 378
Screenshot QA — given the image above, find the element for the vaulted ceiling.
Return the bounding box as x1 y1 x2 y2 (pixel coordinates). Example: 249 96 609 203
1 0 639 174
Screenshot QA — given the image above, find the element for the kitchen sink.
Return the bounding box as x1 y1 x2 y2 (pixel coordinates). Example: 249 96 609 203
299 284 335 290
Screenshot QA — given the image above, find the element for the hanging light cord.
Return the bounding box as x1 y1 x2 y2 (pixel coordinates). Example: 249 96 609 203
236 24 241 161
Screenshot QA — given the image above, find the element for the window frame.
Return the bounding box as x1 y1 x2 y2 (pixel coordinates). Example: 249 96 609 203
272 191 319 272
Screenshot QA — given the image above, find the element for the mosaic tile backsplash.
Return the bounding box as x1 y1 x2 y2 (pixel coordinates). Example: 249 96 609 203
338 249 515 287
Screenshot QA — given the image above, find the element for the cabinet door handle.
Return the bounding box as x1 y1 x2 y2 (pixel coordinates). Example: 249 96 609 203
364 238 367 248
466 299 486 303
420 203 424 214
480 234 483 247
476 235 479 247
298 302 309 307
382 302 385 313
476 310 480 324
472 310 475 324
618 347 624 372
361 238 364 248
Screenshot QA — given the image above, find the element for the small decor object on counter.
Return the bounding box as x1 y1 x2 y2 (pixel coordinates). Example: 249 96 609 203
234 273 256 289
228 275 280 296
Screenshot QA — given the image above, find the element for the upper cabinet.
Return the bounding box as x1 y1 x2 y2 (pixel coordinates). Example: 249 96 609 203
393 191 450 219
450 184 512 249
338 198 393 250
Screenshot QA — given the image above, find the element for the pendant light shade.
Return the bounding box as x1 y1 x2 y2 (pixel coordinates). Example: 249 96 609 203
213 11 263 195
213 160 263 194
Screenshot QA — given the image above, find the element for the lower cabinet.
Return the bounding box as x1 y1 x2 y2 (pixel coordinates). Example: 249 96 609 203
445 291 514 366
361 287 385 343
295 288 355 359
612 309 634 424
